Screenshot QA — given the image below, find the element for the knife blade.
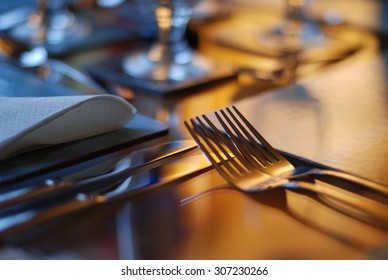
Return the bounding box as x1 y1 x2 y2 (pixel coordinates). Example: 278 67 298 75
0 140 198 215
0 154 213 238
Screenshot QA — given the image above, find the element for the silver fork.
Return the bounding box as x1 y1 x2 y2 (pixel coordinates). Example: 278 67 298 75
212 106 388 197
184 115 388 226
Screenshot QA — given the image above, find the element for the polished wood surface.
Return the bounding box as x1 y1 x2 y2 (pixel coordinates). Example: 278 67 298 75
0 1 387 260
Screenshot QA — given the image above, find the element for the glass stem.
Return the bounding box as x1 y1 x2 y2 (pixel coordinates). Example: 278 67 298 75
151 1 190 62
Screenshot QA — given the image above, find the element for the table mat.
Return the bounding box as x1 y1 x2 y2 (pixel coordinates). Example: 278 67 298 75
2 6 134 56
0 60 168 186
43 25 131 56
0 113 168 186
199 10 363 63
87 55 236 96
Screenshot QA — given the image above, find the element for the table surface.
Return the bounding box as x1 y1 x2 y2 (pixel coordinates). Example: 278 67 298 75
0 1 387 260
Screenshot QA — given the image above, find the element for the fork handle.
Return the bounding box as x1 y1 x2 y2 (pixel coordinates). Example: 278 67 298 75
294 181 388 227
314 169 388 197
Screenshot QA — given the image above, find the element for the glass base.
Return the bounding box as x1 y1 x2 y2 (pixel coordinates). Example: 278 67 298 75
9 12 91 46
261 21 326 52
122 48 213 82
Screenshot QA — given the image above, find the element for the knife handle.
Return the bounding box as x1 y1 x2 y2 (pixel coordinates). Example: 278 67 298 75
0 154 213 238
0 197 96 238
0 180 66 212
0 140 198 214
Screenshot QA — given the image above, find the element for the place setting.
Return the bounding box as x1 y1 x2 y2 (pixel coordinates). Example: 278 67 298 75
197 0 369 81
184 105 388 223
177 107 388 258
1 60 388 240
0 94 169 186
0 35 169 188
0 0 387 264
0 0 176 187
0 0 134 56
86 0 236 96
0 87 172 238
176 50 388 245
0 9 115 97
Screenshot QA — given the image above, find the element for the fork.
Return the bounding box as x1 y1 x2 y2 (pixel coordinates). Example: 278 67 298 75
211 106 388 197
184 115 388 226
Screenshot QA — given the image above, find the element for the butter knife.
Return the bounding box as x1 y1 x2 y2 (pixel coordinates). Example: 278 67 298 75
0 154 212 238
0 140 198 215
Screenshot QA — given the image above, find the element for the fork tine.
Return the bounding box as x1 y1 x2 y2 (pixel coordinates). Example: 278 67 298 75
214 110 259 167
184 120 230 178
186 119 228 168
201 114 254 171
224 107 275 164
216 108 271 167
231 106 283 162
185 119 242 178
194 116 253 176
192 117 241 175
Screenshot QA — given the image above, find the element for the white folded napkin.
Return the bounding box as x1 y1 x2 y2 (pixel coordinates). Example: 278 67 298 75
0 95 137 160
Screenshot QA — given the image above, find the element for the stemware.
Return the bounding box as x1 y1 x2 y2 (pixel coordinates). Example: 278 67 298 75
9 0 91 47
122 0 213 82
262 0 325 51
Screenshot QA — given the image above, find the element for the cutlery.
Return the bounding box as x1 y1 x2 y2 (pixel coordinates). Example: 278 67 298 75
205 106 388 197
0 140 198 215
0 154 213 238
185 113 388 227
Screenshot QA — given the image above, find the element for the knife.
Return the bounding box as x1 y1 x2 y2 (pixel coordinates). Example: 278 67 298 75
311 179 388 228
1 157 385 237
0 140 198 215
0 154 213 238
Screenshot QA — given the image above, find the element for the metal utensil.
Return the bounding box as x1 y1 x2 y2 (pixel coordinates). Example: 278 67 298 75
0 154 212 238
185 114 388 227
0 140 198 215
211 106 388 197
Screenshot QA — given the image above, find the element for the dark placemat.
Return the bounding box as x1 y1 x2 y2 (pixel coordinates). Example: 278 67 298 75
0 60 169 186
200 10 363 63
2 6 134 56
0 113 168 186
43 25 132 56
211 25 361 61
87 55 236 96
0 59 107 96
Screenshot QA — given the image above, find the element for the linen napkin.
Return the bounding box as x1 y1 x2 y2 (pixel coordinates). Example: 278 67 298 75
0 94 137 160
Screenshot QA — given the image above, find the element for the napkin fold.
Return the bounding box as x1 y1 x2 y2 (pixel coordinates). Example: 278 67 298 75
0 95 137 160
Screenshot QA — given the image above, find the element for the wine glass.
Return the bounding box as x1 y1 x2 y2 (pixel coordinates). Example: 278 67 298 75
3 1 105 94
262 0 325 51
9 0 91 47
122 0 213 82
